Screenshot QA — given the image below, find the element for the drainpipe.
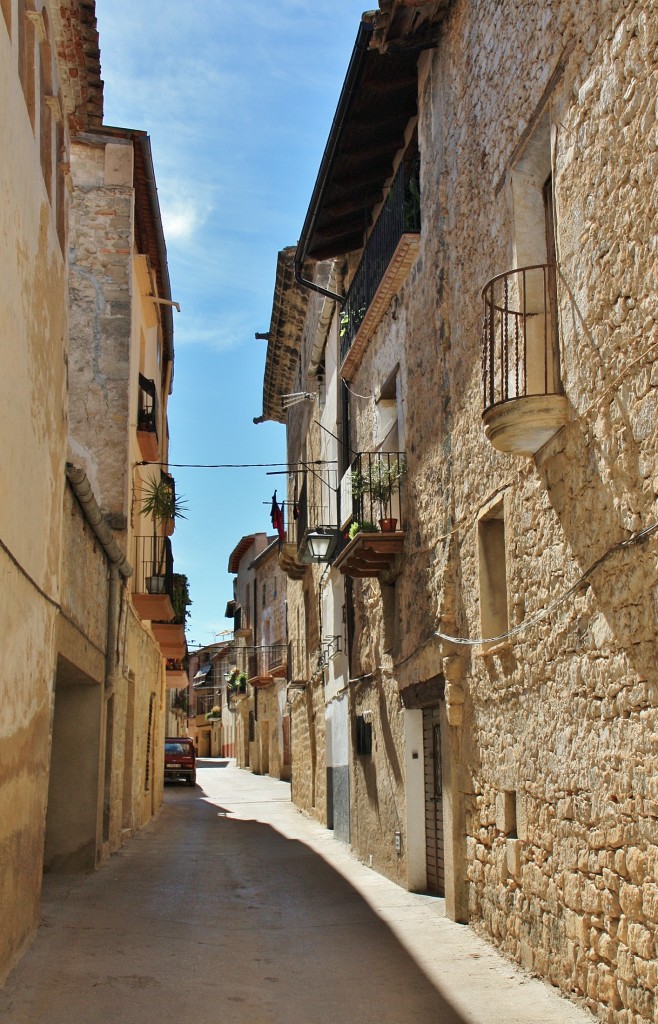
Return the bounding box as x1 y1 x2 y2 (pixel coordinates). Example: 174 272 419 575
105 563 120 694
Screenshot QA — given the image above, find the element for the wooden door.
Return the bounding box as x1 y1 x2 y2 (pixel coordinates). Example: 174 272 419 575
423 706 445 895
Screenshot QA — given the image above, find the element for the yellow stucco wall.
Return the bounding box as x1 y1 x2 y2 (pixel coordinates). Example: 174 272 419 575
0 4 68 983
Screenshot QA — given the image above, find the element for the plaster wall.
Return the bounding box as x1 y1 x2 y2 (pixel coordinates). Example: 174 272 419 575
0 3 67 983
120 602 165 838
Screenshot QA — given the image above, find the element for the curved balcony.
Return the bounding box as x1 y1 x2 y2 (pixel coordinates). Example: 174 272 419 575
481 265 567 455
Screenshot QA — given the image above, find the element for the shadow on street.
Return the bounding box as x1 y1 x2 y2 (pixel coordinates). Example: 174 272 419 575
1 766 468 1024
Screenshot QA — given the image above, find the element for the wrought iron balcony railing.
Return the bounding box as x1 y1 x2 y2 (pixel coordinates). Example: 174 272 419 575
247 644 288 685
133 535 174 601
340 157 420 366
137 374 157 434
349 450 406 532
482 264 561 412
137 375 159 461
295 466 340 562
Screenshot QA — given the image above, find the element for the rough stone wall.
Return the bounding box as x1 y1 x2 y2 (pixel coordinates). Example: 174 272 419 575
68 137 134 524
367 0 658 1018
290 678 327 824
350 676 408 885
231 696 250 769
252 684 281 778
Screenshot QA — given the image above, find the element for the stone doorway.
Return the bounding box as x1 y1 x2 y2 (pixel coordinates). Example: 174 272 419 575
44 656 103 872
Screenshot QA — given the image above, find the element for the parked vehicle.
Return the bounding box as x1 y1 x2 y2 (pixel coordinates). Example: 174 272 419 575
164 737 196 786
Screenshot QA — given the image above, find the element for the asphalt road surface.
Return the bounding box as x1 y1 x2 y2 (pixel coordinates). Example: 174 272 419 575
1 760 591 1024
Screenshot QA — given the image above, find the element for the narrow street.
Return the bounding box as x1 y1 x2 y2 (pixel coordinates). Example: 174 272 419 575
2 763 591 1024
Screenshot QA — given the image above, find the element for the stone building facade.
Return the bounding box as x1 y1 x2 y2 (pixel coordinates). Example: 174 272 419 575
259 2 658 1019
0 0 182 985
223 533 291 780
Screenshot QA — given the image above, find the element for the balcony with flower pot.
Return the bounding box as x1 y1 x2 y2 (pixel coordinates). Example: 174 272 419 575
165 658 187 688
481 264 568 455
333 451 406 578
132 477 187 622
132 535 175 621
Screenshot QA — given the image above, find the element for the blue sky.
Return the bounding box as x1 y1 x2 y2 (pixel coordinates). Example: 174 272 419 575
95 0 367 647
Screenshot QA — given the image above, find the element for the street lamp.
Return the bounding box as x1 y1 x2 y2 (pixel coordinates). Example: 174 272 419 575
305 528 336 563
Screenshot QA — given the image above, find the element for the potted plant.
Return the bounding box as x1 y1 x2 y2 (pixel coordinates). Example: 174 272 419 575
141 475 187 592
352 457 406 532
206 705 221 721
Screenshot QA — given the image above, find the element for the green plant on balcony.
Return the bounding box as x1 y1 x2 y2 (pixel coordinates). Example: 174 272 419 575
227 669 247 695
351 457 406 529
171 688 188 715
172 573 192 626
339 304 366 340
348 520 379 540
141 476 187 591
206 705 221 721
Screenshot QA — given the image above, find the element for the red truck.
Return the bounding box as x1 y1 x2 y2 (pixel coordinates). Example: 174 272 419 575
164 737 196 787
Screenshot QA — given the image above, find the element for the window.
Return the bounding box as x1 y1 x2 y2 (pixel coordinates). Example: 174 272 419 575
510 113 560 396
355 714 372 756
377 366 401 452
478 499 508 647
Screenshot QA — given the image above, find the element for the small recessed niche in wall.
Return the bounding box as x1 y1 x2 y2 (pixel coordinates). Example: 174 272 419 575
496 788 518 838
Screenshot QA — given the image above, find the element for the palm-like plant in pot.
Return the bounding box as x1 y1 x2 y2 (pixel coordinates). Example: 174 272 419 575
141 476 187 593
351 456 406 532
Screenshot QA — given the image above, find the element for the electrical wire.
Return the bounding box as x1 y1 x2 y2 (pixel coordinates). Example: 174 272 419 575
136 460 331 469
434 519 658 647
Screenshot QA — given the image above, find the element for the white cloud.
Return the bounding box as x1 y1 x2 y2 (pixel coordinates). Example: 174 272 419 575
161 195 210 242
173 308 255 353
